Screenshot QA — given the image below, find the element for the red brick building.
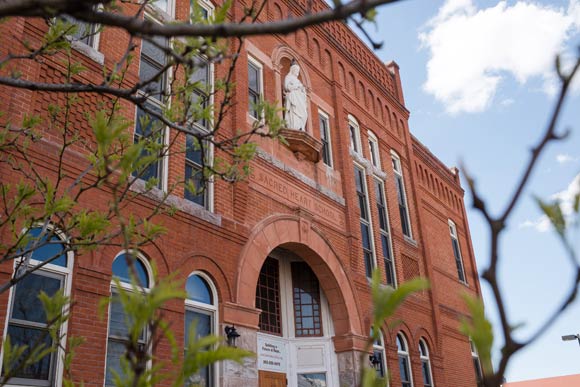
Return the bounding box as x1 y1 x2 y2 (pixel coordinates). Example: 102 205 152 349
0 1 484 387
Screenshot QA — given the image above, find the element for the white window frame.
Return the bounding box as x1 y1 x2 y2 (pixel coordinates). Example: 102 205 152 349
448 220 467 284
354 163 377 279
318 110 333 168
133 14 172 192
184 272 218 387
367 130 381 169
391 151 413 239
419 339 434 387
247 55 264 121
470 340 483 385
148 0 175 18
348 115 362 155
192 0 214 19
397 333 414 387
373 178 397 287
104 251 154 387
1 226 74 387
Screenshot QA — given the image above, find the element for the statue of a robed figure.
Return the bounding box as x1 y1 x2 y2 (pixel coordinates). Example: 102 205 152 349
284 62 308 131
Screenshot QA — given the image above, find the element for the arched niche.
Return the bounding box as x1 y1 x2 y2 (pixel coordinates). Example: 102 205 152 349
271 45 313 135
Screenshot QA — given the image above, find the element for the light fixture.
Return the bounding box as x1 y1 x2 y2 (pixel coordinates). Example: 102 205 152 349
369 354 381 370
562 333 580 346
225 325 240 347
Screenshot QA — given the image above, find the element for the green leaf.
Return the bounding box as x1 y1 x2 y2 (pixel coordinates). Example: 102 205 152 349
460 294 493 375
535 197 566 236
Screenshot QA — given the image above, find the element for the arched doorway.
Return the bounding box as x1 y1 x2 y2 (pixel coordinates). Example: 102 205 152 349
255 248 338 387
233 215 365 387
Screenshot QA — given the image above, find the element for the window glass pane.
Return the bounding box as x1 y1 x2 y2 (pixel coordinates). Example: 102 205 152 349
154 0 169 12
185 164 206 206
11 273 61 323
6 325 53 381
185 310 212 341
256 258 281 334
248 63 259 92
112 253 149 288
105 340 126 386
291 262 322 337
141 38 166 66
422 361 432 385
25 228 67 267
373 349 385 377
186 135 203 165
139 59 164 98
397 335 405 351
186 275 213 304
190 58 209 85
108 297 131 338
298 373 327 387
399 356 410 381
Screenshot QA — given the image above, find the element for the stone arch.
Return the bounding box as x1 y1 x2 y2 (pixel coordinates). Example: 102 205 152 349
234 214 363 337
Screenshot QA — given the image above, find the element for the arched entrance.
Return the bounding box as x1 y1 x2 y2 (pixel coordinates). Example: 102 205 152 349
232 215 366 386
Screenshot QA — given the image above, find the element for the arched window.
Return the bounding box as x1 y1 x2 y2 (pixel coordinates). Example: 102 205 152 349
185 272 218 386
397 333 413 387
391 151 412 239
2 226 73 387
348 115 362 154
419 339 434 387
371 330 388 378
105 251 153 386
367 130 380 169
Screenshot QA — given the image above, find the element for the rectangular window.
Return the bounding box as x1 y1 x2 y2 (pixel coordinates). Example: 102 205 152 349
256 257 282 335
248 58 263 119
185 135 207 206
392 153 412 238
354 166 374 278
5 272 63 386
449 220 467 283
105 294 147 387
133 104 165 187
319 112 332 167
374 179 396 287
132 34 168 189
139 37 168 102
291 262 323 337
184 57 211 208
61 14 99 48
185 309 213 386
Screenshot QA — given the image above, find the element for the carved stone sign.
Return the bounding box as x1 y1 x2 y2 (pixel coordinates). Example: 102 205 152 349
249 166 345 227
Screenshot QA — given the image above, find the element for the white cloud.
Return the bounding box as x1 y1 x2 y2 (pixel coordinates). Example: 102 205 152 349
556 153 580 164
500 98 515 107
420 0 580 114
519 173 580 232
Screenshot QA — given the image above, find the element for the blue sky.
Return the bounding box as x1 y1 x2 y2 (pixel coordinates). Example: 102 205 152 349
365 0 580 382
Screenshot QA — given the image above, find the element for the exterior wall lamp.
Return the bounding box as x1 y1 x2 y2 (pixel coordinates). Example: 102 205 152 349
562 333 580 346
225 325 240 347
369 354 381 370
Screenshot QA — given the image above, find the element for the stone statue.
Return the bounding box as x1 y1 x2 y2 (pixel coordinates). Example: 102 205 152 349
284 63 308 131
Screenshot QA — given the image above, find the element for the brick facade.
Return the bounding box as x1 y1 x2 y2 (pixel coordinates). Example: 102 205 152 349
0 1 483 386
